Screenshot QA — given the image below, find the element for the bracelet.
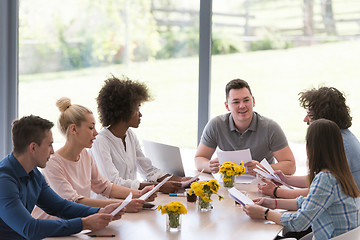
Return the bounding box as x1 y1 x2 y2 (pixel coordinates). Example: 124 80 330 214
273 186 280 198
275 198 278 209
264 208 270 220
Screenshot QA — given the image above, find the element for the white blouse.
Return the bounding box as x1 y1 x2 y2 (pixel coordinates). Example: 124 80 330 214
89 128 167 190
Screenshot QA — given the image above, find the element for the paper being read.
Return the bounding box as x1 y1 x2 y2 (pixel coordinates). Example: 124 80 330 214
139 175 172 201
181 169 204 187
255 160 293 189
217 149 252 165
111 192 132 216
259 159 279 179
254 168 272 179
228 187 254 206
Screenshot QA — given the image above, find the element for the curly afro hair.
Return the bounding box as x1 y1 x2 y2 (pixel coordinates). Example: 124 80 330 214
299 86 352 129
97 75 151 127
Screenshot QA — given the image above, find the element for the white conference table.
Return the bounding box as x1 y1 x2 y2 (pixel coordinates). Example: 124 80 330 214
46 171 283 240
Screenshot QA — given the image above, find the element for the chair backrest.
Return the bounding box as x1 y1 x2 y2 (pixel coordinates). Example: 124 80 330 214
299 233 313 240
330 226 360 240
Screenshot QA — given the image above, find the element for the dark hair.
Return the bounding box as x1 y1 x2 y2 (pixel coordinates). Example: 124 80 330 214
299 87 352 129
12 115 54 155
225 79 252 100
97 75 151 127
306 119 359 198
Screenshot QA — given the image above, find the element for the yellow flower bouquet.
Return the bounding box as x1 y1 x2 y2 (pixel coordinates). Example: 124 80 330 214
157 201 187 231
219 161 246 187
189 179 223 211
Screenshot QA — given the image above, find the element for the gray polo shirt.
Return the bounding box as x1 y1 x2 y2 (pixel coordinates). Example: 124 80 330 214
200 112 289 164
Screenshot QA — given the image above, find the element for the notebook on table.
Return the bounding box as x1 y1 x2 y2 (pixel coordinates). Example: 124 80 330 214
142 140 186 177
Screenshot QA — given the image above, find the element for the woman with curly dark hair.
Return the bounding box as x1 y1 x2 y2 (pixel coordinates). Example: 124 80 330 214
90 76 192 195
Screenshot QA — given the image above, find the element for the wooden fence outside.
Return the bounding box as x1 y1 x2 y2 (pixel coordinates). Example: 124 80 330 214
150 0 360 46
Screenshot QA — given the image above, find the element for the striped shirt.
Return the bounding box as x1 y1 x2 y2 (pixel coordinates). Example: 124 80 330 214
281 171 360 239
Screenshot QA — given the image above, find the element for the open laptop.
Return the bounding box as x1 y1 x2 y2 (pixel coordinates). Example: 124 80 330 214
142 140 186 177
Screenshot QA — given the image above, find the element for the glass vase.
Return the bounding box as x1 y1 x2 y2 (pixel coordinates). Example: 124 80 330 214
186 189 197 203
198 196 212 212
166 213 182 232
222 174 235 188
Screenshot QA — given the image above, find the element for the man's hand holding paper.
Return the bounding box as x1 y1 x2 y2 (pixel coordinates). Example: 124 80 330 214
209 158 220 173
245 160 262 176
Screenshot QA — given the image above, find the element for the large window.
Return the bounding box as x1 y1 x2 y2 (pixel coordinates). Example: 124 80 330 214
211 0 360 171
19 1 360 173
19 0 200 150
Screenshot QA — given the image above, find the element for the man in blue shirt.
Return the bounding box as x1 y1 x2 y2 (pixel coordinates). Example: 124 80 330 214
0 115 124 240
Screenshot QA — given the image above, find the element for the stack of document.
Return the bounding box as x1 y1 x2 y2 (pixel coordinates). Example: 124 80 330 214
254 160 293 189
212 172 255 184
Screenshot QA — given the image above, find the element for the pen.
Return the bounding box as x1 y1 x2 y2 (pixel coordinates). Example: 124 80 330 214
169 193 186 197
88 234 115 237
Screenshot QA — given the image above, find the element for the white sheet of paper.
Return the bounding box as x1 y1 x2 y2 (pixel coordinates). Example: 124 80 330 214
228 187 254 206
217 149 252 165
254 168 294 189
139 175 172 201
213 172 255 184
259 159 280 180
254 168 273 179
235 175 256 184
181 169 204 187
111 192 132 216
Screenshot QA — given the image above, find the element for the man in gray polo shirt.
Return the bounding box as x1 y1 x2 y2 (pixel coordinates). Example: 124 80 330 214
195 79 296 175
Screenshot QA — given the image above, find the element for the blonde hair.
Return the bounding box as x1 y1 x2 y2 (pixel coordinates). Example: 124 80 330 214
56 97 93 136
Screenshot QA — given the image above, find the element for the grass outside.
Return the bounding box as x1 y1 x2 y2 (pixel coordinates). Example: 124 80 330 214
20 39 360 156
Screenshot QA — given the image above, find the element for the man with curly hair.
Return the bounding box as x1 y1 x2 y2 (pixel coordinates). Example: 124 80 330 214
90 76 192 195
301 87 360 188
259 86 360 199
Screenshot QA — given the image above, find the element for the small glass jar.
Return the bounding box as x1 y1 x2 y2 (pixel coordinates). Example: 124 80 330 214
198 196 212 212
166 213 182 232
222 174 235 188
